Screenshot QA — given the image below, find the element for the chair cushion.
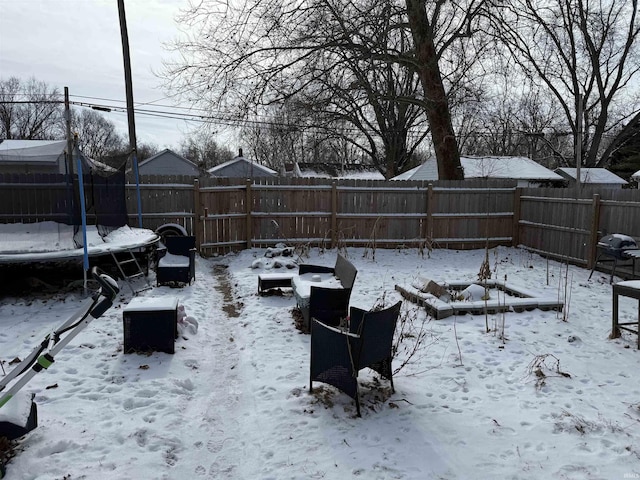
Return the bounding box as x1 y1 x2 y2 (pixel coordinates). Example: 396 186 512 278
158 253 190 268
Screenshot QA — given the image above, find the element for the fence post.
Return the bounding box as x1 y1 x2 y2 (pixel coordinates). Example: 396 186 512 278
427 183 434 244
587 193 601 269
246 179 253 249
204 206 209 254
512 187 521 247
193 178 201 251
331 182 337 248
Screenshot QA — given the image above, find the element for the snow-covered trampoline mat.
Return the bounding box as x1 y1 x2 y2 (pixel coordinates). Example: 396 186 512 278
0 222 159 264
395 279 564 319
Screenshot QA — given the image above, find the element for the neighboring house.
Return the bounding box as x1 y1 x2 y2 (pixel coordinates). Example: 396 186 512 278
137 149 200 177
0 139 69 174
554 168 628 189
208 150 277 178
632 169 640 183
283 162 385 180
392 155 565 187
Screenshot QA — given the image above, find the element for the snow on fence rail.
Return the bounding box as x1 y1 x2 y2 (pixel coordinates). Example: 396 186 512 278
3 174 640 271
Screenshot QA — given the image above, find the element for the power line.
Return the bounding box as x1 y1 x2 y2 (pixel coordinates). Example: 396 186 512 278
68 100 289 129
70 94 203 111
0 98 621 140
67 100 382 135
8 91 238 116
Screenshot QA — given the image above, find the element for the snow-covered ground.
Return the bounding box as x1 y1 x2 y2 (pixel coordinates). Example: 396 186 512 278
1 245 640 479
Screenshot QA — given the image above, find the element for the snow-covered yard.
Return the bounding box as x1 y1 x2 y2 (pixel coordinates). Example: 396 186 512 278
2 246 640 479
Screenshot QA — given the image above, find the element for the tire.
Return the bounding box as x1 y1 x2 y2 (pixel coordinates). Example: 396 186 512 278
155 224 187 245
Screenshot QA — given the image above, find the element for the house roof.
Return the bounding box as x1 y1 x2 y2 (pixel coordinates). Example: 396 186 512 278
294 162 385 180
393 156 564 182
138 149 198 169
555 168 628 185
392 164 429 180
0 139 67 165
207 156 278 177
0 139 114 174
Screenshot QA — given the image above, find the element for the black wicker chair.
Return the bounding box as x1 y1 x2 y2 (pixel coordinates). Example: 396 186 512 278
156 236 196 287
298 253 357 290
310 301 402 416
308 286 352 329
295 253 358 332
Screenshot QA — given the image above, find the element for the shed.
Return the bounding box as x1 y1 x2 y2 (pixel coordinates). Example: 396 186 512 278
0 139 69 174
208 151 277 178
392 155 565 187
0 139 110 175
554 168 628 189
137 149 200 177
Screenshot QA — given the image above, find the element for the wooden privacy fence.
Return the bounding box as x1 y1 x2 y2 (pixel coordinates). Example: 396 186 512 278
4 173 640 271
517 187 640 267
195 178 516 254
0 173 75 223
125 176 196 235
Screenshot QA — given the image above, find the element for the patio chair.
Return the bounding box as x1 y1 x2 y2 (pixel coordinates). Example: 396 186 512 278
308 286 352 330
294 254 358 332
156 236 196 287
310 301 402 416
298 253 358 290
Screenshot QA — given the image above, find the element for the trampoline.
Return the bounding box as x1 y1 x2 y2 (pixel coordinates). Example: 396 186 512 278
0 222 158 264
0 143 159 278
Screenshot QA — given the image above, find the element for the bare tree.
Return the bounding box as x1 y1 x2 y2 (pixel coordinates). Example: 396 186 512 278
164 0 422 178
135 142 159 162
0 78 164 170
163 0 494 179
455 59 572 167
404 0 465 179
242 109 368 171
0 77 62 140
70 109 125 161
179 130 234 170
282 0 430 177
495 0 640 167
0 77 19 139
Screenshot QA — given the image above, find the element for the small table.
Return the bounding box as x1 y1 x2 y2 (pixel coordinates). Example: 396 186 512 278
258 273 295 295
591 248 640 284
624 249 640 278
123 296 178 354
612 280 640 349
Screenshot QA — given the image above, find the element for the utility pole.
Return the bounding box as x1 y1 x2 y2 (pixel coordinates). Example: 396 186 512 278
576 93 583 188
117 0 143 228
64 86 79 227
64 87 74 175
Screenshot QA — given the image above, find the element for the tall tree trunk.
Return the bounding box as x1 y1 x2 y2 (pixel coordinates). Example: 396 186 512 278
405 0 464 180
383 129 409 179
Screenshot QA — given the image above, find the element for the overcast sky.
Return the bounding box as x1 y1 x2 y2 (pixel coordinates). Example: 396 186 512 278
0 0 206 150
